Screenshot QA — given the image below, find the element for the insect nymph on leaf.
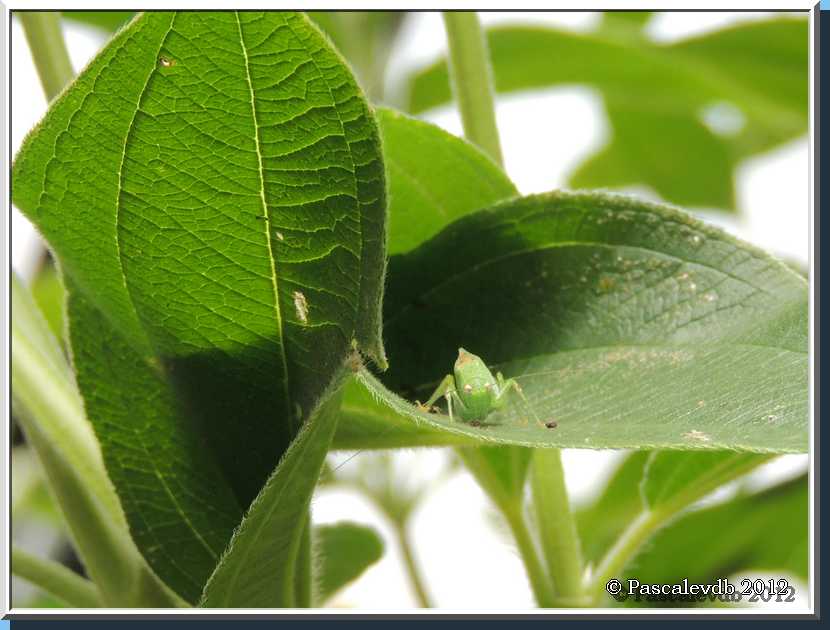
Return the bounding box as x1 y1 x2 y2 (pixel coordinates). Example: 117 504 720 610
418 348 544 427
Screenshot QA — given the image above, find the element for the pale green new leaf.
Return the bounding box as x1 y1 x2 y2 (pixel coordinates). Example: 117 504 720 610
336 191 807 452
13 11 386 603
377 107 517 254
642 451 772 512
313 522 385 605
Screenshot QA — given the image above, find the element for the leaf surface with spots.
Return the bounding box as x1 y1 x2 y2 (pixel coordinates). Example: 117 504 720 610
336 192 807 453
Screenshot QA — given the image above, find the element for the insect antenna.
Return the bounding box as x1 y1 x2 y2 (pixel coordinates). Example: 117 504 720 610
330 422 400 473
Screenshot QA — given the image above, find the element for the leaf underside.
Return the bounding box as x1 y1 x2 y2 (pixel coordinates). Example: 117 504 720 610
13 10 386 603
335 191 807 453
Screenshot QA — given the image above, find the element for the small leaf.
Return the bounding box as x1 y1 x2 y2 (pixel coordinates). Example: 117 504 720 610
200 377 346 608
642 451 772 512
30 261 66 346
626 473 807 587
406 18 807 211
377 107 517 254
338 191 807 453
313 522 385 605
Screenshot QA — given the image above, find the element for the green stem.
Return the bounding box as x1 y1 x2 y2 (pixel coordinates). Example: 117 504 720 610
502 504 558 608
587 510 660 604
457 448 556 607
294 515 312 607
12 546 103 608
530 449 584 600
442 12 504 166
394 522 433 608
19 12 74 101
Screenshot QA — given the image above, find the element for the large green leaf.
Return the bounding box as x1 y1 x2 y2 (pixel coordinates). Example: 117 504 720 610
65 279 242 604
336 191 807 452
313 522 385 605
13 11 386 602
406 17 807 211
199 378 346 607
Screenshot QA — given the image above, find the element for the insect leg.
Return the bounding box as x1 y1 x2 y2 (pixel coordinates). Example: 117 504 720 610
418 374 456 411
497 373 545 428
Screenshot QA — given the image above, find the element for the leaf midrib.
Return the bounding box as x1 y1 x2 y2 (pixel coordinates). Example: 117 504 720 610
234 10 292 426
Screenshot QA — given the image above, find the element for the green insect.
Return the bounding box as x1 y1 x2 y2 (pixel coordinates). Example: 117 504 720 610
418 348 544 427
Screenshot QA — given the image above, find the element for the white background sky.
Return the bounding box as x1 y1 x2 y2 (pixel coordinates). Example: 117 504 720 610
10 10 811 610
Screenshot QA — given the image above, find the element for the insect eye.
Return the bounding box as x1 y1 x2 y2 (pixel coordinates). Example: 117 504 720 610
463 384 473 393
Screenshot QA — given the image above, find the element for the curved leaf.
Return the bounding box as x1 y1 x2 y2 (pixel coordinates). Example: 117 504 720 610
642 451 771 511
14 11 386 602
337 191 807 453
199 376 346 607
406 18 807 211
313 522 385 605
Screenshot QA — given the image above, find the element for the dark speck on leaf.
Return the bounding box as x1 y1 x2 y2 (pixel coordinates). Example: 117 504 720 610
545 420 558 429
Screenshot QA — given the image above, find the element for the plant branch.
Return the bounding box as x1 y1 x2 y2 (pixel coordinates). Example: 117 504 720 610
586 510 660 604
457 448 556 607
19 12 74 101
394 522 433 608
12 546 103 608
442 12 503 166
530 449 584 600
501 504 557 608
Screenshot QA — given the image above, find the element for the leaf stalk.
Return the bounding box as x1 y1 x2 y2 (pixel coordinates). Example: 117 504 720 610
12 546 103 608
19 12 74 101
530 449 584 600
442 12 504 166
